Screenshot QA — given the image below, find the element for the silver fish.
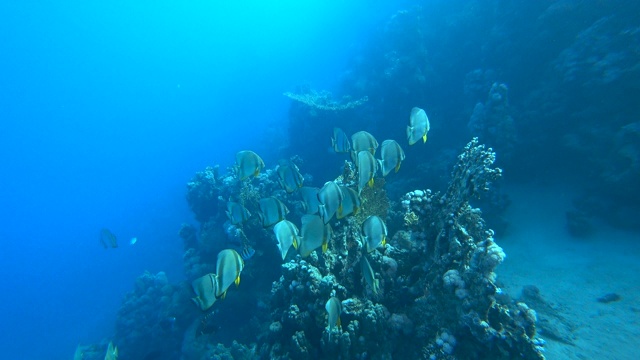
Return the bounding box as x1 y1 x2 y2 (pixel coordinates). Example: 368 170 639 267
332 127 351 153
336 186 360 219
325 297 342 341
362 215 387 253
273 220 300 260
351 130 379 155
226 201 251 225
317 181 344 224
259 197 289 227
380 139 406 176
299 186 321 215
105 341 118 360
407 107 430 145
276 160 304 193
299 214 332 257
100 228 118 249
191 273 218 311
235 150 265 180
361 256 380 295
215 249 244 299
357 151 377 194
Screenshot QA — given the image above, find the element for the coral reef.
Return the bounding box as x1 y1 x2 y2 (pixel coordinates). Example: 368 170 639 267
95 134 543 360
113 271 195 360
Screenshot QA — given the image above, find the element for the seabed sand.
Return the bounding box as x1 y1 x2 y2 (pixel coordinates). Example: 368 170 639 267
498 184 640 360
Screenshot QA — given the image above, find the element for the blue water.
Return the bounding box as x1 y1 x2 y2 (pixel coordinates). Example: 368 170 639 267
0 1 396 358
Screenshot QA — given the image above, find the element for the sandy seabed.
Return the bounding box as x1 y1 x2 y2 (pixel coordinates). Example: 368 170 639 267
497 184 640 360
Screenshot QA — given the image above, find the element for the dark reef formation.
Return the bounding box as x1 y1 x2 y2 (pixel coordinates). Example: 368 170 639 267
101 137 542 360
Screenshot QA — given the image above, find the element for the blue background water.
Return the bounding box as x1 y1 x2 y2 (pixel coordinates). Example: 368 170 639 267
0 1 397 358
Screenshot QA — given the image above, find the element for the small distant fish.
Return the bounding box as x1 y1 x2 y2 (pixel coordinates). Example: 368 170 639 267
100 228 118 249
240 246 256 261
325 297 342 341
332 127 351 153
129 237 137 246
105 341 118 360
379 139 406 176
407 107 430 145
235 150 265 181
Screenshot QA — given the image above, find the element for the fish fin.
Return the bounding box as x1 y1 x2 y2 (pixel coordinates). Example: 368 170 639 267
338 204 343 215
235 276 241 287
337 316 341 328
222 291 227 299
322 242 328 253
368 178 374 188
395 163 401 172
254 168 260 176
293 237 299 250
382 237 386 247
422 134 427 143
353 206 359 215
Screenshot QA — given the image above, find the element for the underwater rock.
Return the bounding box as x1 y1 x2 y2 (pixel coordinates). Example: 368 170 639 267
597 293 621 304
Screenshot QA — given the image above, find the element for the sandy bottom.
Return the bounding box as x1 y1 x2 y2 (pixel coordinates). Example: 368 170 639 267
497 184 640 359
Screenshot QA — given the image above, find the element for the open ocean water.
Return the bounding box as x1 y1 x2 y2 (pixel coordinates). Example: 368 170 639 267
1 1 638 359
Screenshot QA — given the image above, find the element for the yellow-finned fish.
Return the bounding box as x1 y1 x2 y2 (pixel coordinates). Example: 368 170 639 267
226 201 251 225
299 186 321 215
407 107 430 145
299 214 333 257
235 150 265 180
336 186 360 219
332 127 351 153
276 160 304 193
215 249 244 299
258 197 289 227
357 150 377 194
325 297 342 341
273 220 300 260
191 273 217 311
362 215 388 253
351 130 379 155
317 181 344 224
361 255 380 295
379 139 406 176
